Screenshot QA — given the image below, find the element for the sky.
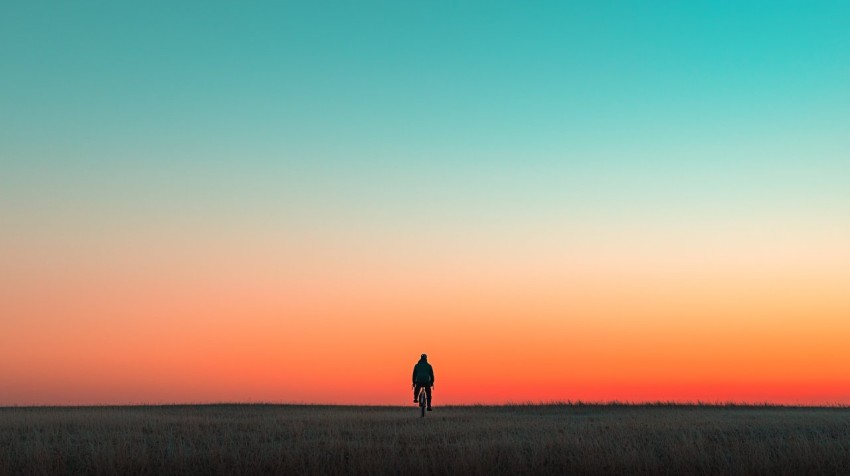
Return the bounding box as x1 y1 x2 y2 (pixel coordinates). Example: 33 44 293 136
2 1 849 406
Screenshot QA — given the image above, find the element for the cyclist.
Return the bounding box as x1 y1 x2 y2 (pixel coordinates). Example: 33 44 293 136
412 353 434 411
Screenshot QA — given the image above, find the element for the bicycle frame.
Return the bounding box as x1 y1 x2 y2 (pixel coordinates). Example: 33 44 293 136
418 386 427 417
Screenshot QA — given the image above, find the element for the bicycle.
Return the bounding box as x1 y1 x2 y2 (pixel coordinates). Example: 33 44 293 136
416 386 428 418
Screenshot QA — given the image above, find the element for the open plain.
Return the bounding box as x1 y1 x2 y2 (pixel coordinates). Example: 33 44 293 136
2 404 849 475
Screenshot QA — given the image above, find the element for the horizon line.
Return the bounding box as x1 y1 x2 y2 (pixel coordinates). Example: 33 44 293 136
3 400 849 410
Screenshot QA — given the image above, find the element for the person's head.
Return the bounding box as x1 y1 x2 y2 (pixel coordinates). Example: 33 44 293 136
420 353 427 361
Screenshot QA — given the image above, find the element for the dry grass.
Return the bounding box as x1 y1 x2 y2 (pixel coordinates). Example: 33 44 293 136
1 403 849 475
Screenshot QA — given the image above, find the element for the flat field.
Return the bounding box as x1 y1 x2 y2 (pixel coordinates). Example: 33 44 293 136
2 404 849 475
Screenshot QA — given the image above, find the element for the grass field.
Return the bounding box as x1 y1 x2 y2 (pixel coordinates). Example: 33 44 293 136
2 403 849 475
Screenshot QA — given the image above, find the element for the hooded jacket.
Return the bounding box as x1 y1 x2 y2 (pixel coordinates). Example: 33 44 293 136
412 358 434 386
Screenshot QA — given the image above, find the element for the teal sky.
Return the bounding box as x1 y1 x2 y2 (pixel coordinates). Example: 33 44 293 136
3 1 849 248
0 0 847 248
3 7 848 159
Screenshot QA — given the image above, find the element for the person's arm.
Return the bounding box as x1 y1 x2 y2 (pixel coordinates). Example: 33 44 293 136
412 365 417 385
429 365 435 386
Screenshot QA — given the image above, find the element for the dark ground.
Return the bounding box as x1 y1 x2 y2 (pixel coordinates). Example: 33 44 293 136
2 403 849 475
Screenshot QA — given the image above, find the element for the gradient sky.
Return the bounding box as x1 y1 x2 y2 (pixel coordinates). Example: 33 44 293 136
2 2 849 406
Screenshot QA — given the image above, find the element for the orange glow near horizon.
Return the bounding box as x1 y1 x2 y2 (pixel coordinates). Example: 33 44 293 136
2 226 849 406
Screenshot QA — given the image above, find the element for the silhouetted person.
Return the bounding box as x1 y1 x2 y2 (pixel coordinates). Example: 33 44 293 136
412 353 434 410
